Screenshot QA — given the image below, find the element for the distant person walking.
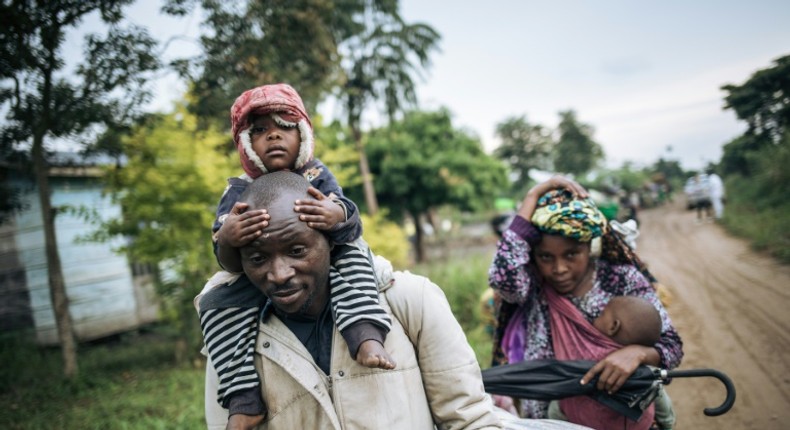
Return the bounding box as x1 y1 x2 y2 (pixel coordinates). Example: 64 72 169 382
707 170 725 220
690 174 712 223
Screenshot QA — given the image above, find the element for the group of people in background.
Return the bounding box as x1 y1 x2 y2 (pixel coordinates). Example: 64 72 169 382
194 81 683 430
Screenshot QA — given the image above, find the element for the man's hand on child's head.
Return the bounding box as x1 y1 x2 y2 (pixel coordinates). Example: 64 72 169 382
294 187 345 231
218 202 270 247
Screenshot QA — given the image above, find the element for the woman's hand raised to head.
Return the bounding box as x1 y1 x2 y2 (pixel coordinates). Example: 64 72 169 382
517 176 589 221
534 176 588 199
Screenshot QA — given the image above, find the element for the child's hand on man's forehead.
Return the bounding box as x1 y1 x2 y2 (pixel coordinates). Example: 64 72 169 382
293 187 346 231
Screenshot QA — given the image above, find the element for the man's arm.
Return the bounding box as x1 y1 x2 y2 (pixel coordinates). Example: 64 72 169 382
205 357 230 430
384 272 502 430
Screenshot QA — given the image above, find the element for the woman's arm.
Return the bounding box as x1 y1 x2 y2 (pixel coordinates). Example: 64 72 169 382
488 216 540 305
583 265 684 393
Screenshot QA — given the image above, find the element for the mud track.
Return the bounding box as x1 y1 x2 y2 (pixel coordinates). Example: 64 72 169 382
637 201 790 429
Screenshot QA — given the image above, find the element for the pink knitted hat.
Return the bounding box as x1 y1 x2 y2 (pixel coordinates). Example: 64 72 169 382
230 83 314 178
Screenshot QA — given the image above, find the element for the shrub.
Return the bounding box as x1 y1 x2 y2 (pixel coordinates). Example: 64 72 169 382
721 136 790 262
413 252 495 366
362 211 411 269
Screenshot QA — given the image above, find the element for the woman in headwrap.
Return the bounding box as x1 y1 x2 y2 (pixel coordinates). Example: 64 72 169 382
488 176 683 428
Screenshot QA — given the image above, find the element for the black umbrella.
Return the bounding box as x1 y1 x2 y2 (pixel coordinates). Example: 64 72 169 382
482 359 735 421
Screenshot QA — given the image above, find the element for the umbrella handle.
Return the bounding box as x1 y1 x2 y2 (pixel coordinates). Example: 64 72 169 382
663 368 736 416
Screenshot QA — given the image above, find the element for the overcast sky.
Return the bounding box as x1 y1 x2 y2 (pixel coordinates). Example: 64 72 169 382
67 0 790 170
397 0 790 170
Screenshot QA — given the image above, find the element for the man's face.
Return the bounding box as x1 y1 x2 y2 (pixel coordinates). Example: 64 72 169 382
240 193 330 317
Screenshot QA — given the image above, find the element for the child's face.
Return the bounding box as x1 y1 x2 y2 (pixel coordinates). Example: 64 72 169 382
249 114 301 172
593 305 615 337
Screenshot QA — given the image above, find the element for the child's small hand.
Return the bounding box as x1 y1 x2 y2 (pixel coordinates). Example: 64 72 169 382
217 202 270 247
294 187 345 231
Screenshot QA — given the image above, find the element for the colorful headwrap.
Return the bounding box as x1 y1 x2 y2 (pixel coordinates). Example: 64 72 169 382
531 189 607 242
230 83 314 178
530 188 654 275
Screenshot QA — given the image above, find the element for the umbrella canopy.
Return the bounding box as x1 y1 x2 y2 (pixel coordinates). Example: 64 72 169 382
482 359 660 421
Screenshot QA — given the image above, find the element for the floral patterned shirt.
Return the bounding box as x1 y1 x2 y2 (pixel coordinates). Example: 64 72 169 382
488 215 684 418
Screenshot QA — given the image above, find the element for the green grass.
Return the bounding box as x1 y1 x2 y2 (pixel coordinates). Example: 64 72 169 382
0 328 206 430
721 201 790 263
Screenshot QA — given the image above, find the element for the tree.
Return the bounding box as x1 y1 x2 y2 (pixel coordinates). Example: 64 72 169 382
590 163 649 194
97 106 235 359
722 54 790 145
164 0 369 128
0 149 30 223
314 118 411 268
720 55 790 176
719 134 764 176
166 1 441 215
553 110 604 176
493 115 554 192
0 0 160 378
366 109 508 262
649 157 685 195
312 118 364 191
651 158 685 183
339 6 440 214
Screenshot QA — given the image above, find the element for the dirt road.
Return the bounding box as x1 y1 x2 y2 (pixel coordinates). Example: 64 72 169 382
637 201 790 429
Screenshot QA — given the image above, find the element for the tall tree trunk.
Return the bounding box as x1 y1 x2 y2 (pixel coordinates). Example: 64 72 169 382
352 125 379 215
34 32 78 378
410 211 425 263
32 135 78 379
425 208 438 232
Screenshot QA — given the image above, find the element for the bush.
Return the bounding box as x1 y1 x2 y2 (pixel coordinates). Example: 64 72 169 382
722 182 790 262
362 211 411 269
721 136 790 262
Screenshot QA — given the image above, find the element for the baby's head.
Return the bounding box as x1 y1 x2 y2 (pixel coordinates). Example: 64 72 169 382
230 83 315 178
593 296 661 346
